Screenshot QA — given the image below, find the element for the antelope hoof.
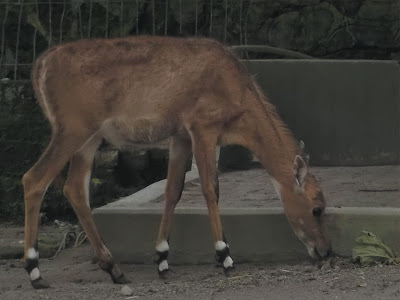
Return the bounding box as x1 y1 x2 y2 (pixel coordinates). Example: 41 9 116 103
111 272 130 284
223 265 236 277
158 267 170 279
156 258 170 279
106 264 130 284
31 277 50 289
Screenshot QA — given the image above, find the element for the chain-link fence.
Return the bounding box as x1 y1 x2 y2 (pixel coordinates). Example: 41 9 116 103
0 0 261 80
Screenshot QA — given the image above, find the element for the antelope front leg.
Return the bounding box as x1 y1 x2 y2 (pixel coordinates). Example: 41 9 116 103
63 135 128 284
190 130 234 274
155 136 192 276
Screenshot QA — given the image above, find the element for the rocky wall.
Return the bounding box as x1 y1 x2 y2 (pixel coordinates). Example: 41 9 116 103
1 0 400 79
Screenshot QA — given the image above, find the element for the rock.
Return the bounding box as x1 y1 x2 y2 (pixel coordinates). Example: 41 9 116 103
333 0 363 16
358 1 397 21
277 275 286 281
54 220 68 228
121 285 134 296
355 1 400 48
358 282 368 288
265 2 344 54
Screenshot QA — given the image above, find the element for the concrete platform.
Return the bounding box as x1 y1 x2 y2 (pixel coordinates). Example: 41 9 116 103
93 166 400 265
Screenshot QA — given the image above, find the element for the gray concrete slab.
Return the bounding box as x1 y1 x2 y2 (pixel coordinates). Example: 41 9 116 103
109 169 199 207
242 59 400 165
93 166 400 265
93 206 400 264
99 166 400 209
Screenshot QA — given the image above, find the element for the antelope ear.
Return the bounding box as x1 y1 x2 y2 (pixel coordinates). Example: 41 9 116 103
293 155 308 187
299 140 310 165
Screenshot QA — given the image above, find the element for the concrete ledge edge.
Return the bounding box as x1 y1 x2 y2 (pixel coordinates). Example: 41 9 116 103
94 206 400 216
95 169 199 211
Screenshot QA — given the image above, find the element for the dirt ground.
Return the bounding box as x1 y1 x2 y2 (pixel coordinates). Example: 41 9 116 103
1 165 399 299
1 242 400 300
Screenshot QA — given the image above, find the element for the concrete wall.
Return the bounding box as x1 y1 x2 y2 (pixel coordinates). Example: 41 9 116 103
93 207 400 264
241 59 400 166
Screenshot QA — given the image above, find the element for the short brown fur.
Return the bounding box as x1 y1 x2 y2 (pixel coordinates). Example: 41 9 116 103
23 36 330 288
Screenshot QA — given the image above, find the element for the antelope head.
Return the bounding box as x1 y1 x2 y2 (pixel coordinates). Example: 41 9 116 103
280 143 331 259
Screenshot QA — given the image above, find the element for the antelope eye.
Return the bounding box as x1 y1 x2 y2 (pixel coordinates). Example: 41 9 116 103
312 207 323 217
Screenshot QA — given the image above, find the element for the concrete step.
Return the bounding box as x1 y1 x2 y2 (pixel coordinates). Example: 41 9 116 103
93 167 400 265
93 206 400 265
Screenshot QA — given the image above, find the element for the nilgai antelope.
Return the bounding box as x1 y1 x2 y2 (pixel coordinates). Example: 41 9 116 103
22 36 331 289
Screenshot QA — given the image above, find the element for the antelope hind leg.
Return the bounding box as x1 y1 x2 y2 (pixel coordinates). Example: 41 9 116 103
22 131 93 289
63 134 128 284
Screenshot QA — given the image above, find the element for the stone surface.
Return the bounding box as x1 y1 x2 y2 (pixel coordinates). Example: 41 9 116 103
93 165 400 264
145 166 400 209
120 285 134 296
93 205 400 265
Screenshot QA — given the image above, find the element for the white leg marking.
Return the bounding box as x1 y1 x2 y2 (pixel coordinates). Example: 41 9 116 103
158 260 169 272
223 256 234 268
27 248 38 260
215 241 229 251
156 240 169 252
30 267 41 281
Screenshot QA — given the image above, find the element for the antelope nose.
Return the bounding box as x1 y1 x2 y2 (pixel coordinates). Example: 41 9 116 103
316 245 332 259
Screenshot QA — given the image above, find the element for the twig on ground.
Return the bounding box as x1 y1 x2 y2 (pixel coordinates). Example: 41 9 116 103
49 231 73 260
74 231 87 247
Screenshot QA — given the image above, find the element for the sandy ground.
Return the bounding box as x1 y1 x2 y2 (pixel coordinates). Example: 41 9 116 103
1 165 399 299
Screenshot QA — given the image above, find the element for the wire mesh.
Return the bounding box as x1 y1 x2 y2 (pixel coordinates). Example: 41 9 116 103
0 0 398 80
1 0 257 79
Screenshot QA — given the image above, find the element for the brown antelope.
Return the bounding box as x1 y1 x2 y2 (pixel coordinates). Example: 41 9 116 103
22 35 331 289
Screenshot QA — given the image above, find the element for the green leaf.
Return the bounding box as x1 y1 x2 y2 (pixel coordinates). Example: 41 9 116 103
352 230 400 267
91 178 102 186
